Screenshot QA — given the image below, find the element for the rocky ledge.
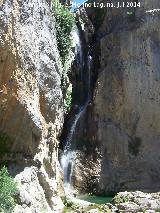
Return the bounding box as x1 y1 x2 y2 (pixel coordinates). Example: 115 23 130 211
113 191 160 213
63 191 160 213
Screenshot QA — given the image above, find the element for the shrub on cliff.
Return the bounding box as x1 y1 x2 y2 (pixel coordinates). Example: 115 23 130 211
0 166 17 212
52 0 75 65
64 83 72 111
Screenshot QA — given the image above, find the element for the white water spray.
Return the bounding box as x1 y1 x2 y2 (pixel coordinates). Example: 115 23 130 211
60 28 92 194
87 54 92 99
61 103 88 188
71 28 84 80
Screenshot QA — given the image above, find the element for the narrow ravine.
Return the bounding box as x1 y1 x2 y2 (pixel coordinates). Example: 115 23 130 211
60 25 93 195
1 0 160 212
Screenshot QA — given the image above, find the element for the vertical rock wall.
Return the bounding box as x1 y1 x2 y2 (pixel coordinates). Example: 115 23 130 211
72 0 160 195
0 0 64 212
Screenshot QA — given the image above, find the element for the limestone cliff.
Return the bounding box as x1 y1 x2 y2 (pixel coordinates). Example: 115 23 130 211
0 0 64 212
72 0 160 195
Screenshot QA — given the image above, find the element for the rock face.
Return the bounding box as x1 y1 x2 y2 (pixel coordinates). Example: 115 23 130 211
113 191 160 212
0 0 64 212
72 0 160 194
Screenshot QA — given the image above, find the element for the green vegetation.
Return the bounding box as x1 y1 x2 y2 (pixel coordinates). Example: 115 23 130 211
52 0 75 112
0 166 17 212
64 84 72 111
62 196 75 208
62 196 80 212
113 194 129 204
52 0 75 65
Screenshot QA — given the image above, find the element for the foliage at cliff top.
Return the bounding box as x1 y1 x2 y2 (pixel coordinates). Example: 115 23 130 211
0 166 17 212
52 0 75 65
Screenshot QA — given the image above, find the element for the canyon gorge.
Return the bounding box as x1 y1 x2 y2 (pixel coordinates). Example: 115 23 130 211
0 0 160 212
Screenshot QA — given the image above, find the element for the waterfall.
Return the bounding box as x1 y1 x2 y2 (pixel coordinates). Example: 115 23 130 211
87 54 92 100
60 104 87 188
60 27 92 194
71 29 84 80
64 105 87 151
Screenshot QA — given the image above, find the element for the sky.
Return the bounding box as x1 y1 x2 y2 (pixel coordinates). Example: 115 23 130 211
71 0 86 9
74 0 85 3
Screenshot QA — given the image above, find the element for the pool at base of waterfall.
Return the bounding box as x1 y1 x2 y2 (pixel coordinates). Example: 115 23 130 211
78 195 113 204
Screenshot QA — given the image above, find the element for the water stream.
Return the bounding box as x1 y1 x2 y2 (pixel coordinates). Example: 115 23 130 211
87 54 92 100
60 103 88 192
60 27 92 194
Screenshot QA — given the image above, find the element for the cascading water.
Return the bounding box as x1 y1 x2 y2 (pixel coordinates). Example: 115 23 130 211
87 54 92 100
60 27 92 194
71 29 84 80
60 104 88 192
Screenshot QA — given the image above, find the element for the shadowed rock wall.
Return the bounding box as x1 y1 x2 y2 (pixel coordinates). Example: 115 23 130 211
72 0 160 195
